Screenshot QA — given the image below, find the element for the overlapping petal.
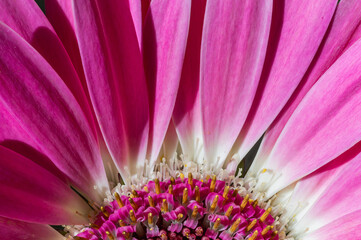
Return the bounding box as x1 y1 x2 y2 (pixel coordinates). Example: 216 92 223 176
200 0 272 167
0 217 64 240
253 0 361 171
257 38 361 197
143 0 191 163
0 146 90 225
236 0 337 160
73 0 149 176
0 22 108 201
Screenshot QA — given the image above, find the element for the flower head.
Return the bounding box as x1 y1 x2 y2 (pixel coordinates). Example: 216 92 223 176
1 0 361 240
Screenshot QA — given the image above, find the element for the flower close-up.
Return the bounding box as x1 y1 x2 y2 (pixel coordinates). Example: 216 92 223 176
1 0 361 239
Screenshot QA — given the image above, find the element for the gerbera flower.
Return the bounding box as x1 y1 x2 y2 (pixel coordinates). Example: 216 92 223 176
1 0 361 239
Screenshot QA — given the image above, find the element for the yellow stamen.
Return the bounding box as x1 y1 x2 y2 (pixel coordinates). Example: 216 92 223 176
144 186 149 193
213 218 221 230
100 206 109 218
180 172 185 182
246 219 257 232
89 223 100 229
271 231 278 240
240 194 249 211
182 188 188 204
177 213 184 221
261 225 273 236
129 198 138 211
131 189 139 198
188 172 193 188
162 199 169 212
232 188 238 197
225 205 234 218
262 168 267 173
195 186 201 202
148 212 153 225
223 186 230 198
168 184 174 195
191 205 198 218
122 231 131 239
118 219 126 227
129 210 136 223
260 208 272 222
106 231 114 240
249 230 259 240
206 175 210 181
155 178 161 194
229 218 241 234
170 176 175 185
210 175 216 192
210 195 219 213
252 200 258 208
148 195 155 207
114 192 124 208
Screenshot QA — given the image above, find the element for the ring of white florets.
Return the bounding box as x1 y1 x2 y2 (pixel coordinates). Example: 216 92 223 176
67 156 296 240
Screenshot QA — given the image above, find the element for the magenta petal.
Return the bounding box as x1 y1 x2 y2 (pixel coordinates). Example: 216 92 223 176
0 0 96 136
143 0 191 163
291 143 361 233
259 38 361 196
302 210 361 240
0 23 108 201
236 0 337 159
172 0 206 161
0 217 64 240
200 0 272 167
0 146 90 225
73 0 149 175
253 0 361 171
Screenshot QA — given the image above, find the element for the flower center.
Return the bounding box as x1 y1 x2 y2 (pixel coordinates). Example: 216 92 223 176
74 173 280 240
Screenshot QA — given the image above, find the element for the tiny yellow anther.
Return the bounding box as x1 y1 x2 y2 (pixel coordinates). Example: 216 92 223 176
223 186 230 199
229 218 241 234
177 213 184 221
195 186 201 202
180 172 185 182
118 219 125 227
144 186 149 193
114 192 124 208
106 231 114 240
225 205 234 218
148 212 153 225
210 195 219 212
129 198 138 211
170 176 175 185
148 195 155 207
213 218 221 230
260 208 272 222
182 188 189 204
261 225 273 236
188 172 193 188
129 210 136 222
191 205 198 218
168 184 174 195
262 168 267 173
252 200 258 208
162 199 169 212
155 178 161 194
100 206 109 218
210 175 216 192
249 230 259 240
246 219 257 232
89 223 100 229
240 194 249 211
131 189 139 198
232 188 239 198
122 231 131 239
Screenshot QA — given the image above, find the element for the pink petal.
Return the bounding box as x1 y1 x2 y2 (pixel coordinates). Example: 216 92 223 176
0 217 64 240
291 142 361 233
73 0 149 175
0 0 96 136
127 0 143 48
0 146 90 225
159 122 179 160
0 23 108 201
302 210 361 240
252 0 361 171
236 0 337 159
258 38 361 197
143 0 191 163
172 0 206 162
200 0 272 167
